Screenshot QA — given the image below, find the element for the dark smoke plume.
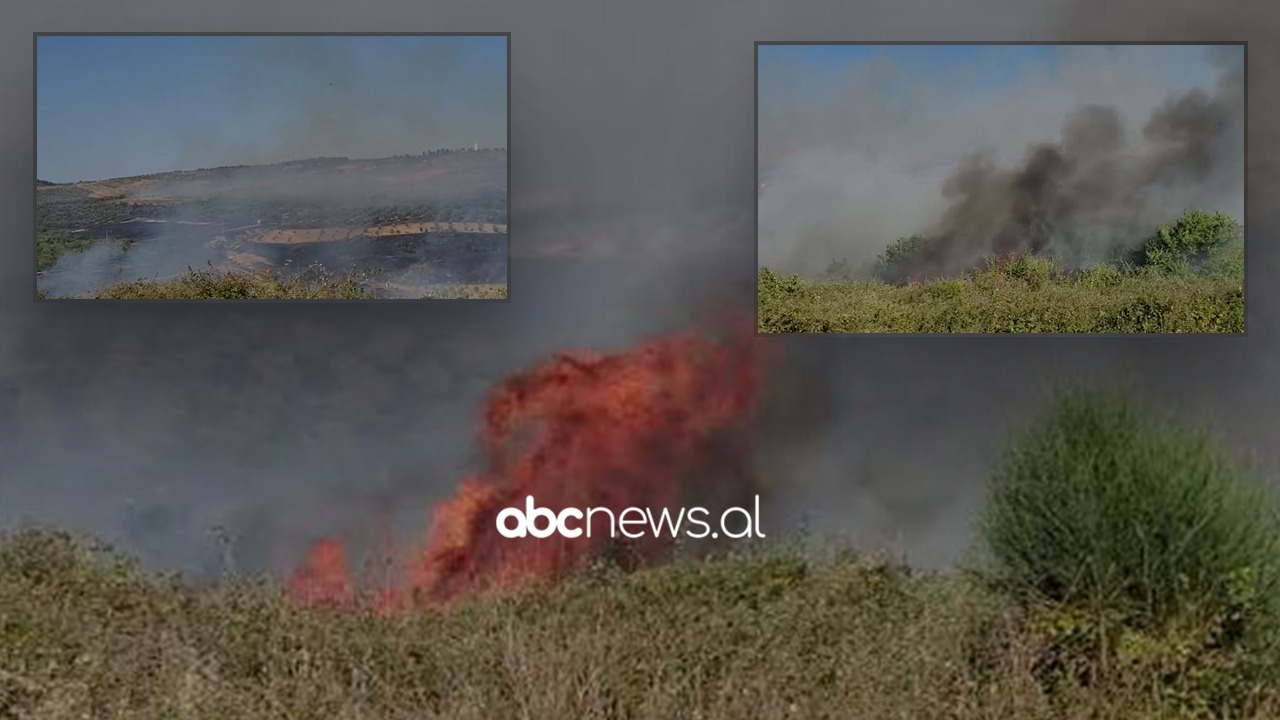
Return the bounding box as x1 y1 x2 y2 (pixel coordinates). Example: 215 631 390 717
759 45 1245 279
908 53 1244 279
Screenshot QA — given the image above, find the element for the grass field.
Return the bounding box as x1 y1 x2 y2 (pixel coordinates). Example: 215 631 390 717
759 211 1245 334
2 391 1278 719
37 268 508 300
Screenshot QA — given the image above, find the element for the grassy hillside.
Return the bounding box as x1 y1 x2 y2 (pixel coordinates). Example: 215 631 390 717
3 391 1278 719
35 151 509 284
759 211 1245 334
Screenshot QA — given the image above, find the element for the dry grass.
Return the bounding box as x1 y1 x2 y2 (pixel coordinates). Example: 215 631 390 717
419 283 508 300
758 259 1244 334
253 222 508 244
89 267 378 300
2 531 1277 720
61 268 507 300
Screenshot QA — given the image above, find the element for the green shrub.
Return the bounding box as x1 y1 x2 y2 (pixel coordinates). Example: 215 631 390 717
758 268 822 332
1201 229 1246 280
980 390 1280 713
983 390 1280 621
1078 263 1128 289
823 258 855 281
873 234 936 283
975 254 1062 290
36 232 95 271
1135 210 1243 275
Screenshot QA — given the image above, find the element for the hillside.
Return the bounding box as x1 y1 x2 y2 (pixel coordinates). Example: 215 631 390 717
36 150 508 299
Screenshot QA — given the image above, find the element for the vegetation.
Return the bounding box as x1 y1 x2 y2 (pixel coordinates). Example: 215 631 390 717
51 267 508 300
36 187 148 236
36 232 96 272
872 233 938 283
760 211 1245 333
1129 210 1244 276
420 283 508 300
169 196 508 229
2 390 1278 718
89 267 380 300
982 390 1280 717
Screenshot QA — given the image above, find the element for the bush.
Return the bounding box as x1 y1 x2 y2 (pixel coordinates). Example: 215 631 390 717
758 268 824 333
1201 228 1246 280
873 234 936 283
975 254 1062 290
823 258 855 281
981 390 1280 713
984 389 1280 621
36 232 94 271
1078 262 1128 289
1134 210 1243 275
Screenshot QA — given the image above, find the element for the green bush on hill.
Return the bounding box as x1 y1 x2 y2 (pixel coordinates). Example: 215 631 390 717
981 390 1280 715
873 234 937 283
1132 210 1244 276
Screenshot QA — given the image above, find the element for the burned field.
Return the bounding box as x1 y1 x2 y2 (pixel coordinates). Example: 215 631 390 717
37 150 508 299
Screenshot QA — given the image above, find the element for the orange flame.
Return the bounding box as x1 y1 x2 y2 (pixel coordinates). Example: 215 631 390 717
286 538 354 608
290 325 770 610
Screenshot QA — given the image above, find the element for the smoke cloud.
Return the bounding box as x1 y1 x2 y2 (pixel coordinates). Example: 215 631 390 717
759 45 1245 277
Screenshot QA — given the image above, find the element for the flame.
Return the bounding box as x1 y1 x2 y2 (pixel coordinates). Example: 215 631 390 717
286 538 354 608
289 325 770 610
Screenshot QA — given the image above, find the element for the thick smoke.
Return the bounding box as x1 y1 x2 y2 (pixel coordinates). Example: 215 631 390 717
917 53 1244 277
759 45 1245 278
1 0 1277 580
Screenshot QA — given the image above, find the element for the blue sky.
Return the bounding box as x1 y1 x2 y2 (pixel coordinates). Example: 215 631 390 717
758 43 1230 115
37 35 508 183
761 44 1056 90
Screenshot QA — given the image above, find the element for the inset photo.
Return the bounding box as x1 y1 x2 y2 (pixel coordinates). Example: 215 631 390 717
757 43 1244 333
36 33 508 300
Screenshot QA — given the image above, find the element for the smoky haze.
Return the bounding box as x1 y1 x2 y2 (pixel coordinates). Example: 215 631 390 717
758 45 1245 278
1 0 1277 579
176 37 507 173
37 35 507 183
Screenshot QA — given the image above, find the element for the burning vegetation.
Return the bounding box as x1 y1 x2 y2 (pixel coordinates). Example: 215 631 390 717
289 325 770 610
